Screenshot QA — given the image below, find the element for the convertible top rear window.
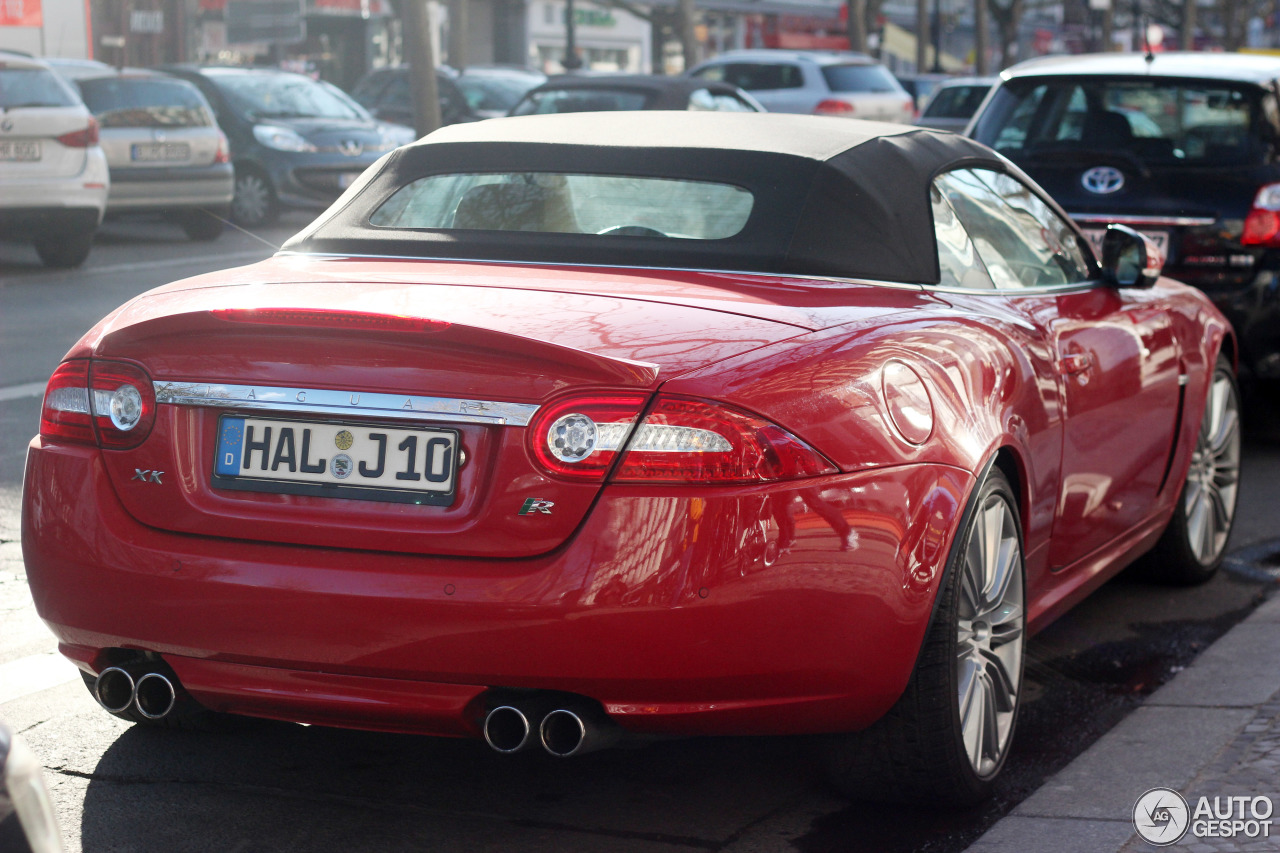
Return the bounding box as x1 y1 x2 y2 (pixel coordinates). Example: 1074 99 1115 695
370 173 754 240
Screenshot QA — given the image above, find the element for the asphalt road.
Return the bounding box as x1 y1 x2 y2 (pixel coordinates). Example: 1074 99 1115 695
2 218 1278 853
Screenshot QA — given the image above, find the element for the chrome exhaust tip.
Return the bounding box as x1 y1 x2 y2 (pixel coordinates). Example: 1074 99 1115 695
133 673 176 720
483 705 534 753
540 706 619 757
95 667 136 714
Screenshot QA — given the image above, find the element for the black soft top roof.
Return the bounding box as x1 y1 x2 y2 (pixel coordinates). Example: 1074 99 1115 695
283 111 1018 284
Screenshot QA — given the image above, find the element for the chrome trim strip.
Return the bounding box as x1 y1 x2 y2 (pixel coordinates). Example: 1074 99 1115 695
272 251 929 292
153 381 539 426
1071 214 1217 227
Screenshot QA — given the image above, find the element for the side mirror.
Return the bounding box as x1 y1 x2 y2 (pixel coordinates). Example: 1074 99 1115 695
1100 224 1163 288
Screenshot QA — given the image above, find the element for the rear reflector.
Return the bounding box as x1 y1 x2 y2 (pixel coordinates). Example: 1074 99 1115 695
211 308 451 334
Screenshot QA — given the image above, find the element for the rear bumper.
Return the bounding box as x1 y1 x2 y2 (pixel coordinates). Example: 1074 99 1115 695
0 207 102 240
23 437 970 738
105 163 234 212
0 147 108 229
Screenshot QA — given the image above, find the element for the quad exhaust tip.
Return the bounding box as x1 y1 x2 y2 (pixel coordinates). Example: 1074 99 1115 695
93 667 178 720
134 673 176 720
483 705 535 754
94 667 136 714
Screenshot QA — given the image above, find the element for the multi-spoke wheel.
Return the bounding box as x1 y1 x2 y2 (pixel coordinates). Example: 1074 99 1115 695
1136 354 1241 585
230 165 279 228
826 467 1025 804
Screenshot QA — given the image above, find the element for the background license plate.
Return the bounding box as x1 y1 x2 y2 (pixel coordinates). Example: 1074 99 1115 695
132 142 190 161
213 416 458 505
0 140 41 161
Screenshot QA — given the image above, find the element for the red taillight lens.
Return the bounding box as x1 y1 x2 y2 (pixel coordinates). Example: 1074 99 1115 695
612 395 837 484
1242 183 1280 247
213 130 230 164
57 117 99 148
814 99 854 116
40 359 156 449
40 360 95 445
89 360 156 449
211 308 451 334
528 393 649 481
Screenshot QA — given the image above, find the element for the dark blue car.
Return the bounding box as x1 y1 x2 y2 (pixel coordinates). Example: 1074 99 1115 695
160 65 414 227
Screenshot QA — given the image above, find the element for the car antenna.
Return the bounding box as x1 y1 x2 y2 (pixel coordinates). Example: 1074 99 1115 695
1142 15 1155 65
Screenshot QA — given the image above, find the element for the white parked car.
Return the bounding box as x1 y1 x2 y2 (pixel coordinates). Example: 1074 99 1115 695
0 50 108 268
687 50 914 122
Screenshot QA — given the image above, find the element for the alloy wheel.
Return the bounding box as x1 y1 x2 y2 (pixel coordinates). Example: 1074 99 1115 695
955 493 1024 778
232 173 273 227
1184 371 1241 565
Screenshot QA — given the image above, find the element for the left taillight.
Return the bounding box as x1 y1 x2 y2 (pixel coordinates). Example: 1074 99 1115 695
57 116 99 148
527 392 837 485
40 359 156 449
1242 183 1280 247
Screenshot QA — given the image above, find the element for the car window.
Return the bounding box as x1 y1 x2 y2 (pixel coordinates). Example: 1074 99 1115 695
687 88 756 112
820 64 900 93
78 78 214 128
975 78 1268 165
719 63 804 91
922 84 991 119
510 88 648 115
349 70 390 108
457 75 539 112
938 168 1091 289
213 72 367 121
931 184 995 289
0 67 80 109
370 173 754 239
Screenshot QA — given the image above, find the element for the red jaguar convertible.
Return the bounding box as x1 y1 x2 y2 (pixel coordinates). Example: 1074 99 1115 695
22 112 1240 803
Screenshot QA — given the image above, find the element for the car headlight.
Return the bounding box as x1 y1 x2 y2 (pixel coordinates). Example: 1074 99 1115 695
1 724 62 853
253 125 317 152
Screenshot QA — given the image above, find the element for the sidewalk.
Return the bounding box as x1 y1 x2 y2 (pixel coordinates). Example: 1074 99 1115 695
966 590 1280 852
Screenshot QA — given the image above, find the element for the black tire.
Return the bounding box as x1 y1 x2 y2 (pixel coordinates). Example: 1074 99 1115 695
33 230 94 268
179 209 225 241
79 671 241 732
230 164 279 227
1132 354 1242 586
826 467 1025 805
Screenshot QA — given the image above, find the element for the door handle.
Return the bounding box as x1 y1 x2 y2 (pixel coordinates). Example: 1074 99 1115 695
1058 353 1092 375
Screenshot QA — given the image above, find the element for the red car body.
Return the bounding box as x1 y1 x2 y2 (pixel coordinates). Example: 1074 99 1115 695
22 114 1236 792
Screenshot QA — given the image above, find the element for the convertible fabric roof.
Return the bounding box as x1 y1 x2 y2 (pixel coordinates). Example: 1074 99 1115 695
283 112 1018 284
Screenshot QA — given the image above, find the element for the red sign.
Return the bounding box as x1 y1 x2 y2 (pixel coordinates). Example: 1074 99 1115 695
0 0 43 27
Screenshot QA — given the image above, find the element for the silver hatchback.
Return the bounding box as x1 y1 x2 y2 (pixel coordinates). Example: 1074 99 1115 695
688 50 914 122
76 72 234 241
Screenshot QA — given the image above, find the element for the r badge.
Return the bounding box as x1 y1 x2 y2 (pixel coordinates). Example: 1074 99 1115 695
519 498 554 515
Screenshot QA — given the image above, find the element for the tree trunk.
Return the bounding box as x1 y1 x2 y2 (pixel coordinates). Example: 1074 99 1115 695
974 0 987 73
847 0 867 51
678 0 698 71
448 0 468 70
916 0 930 71
403 0 442 137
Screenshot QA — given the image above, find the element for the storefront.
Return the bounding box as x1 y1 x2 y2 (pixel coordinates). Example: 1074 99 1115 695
526 0 651 73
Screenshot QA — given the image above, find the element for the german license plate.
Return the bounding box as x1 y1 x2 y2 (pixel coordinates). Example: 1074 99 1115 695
213 415 458 505
1083 228 1168 261
132 142 190 162
0 140 40 161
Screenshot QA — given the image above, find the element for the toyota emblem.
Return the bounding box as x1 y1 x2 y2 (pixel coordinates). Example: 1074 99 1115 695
338 139 364 156
1081 166 1125 195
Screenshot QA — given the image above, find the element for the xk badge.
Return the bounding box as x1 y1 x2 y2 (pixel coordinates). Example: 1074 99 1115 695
131 469 164 484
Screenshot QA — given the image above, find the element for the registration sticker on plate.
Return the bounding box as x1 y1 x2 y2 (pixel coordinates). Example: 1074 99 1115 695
132 142 191 162
0 140 41 161
213 415 458 505
1082 228 1168 262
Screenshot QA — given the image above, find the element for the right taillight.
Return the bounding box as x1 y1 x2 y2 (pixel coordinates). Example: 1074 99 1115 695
1242 183 1280 247
39 359 156 449
57 117 99 148
527 392 836 485
814 99 855 117
213 130 230 164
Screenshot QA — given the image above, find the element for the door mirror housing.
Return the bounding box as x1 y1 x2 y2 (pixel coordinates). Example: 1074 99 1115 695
1100 224 1163 288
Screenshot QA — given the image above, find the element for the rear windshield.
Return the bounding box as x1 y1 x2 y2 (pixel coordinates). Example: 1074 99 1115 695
922 84 992 119
458 75 540 112
0 68 80 109
78 78 213 128
370 173 754 239
510 88 648 115
820 64 901 94
972 78 1269 165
